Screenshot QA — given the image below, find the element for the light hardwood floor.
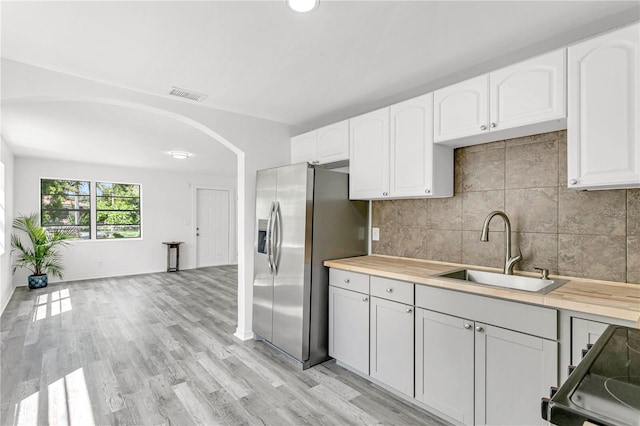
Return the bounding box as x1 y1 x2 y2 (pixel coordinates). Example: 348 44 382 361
1 267 450 426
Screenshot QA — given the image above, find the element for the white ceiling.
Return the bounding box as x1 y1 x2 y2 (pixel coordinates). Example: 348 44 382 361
1 1 639 173
1 100 238 176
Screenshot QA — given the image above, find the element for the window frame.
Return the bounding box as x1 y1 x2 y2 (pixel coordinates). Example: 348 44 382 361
39 178 142 241
40 178 92 240
95 181 142 240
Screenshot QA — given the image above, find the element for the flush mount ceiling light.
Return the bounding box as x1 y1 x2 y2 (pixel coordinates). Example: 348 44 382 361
170 151 190 160
287 0 318 13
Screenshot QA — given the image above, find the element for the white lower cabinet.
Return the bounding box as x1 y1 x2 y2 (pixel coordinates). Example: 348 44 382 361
415 309 474 424
416 308 558 426
328 268 559 426
328 286 369 374
477 323 558 426
571 317 608 365
370 296 414 397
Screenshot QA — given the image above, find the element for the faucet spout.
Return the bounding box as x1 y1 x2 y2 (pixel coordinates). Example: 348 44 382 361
480 210 522 275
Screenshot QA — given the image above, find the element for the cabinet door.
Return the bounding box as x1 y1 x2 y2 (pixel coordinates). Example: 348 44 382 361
415 309 474 425
390 93 433 197
370 297 414 396
434 75 489 142
316 120 349 164
349 107 390 199
291 131 317 164
490 49 566 131
567 23 640 190
475 324 558 426
571 317 608 365
328 286 369 374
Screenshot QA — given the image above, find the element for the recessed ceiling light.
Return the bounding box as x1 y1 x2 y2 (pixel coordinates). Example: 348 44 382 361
287 0 318 13
170 151 190 160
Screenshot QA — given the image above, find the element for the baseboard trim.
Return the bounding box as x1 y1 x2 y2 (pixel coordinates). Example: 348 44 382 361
233 328 255 341
1 285 16 316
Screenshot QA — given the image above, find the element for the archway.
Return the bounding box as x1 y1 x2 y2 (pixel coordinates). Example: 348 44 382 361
1 95 252 339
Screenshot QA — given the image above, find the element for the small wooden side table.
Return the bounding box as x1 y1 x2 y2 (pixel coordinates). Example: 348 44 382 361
162 241 184 272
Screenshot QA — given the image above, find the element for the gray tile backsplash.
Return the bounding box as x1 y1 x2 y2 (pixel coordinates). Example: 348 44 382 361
371 130 640 283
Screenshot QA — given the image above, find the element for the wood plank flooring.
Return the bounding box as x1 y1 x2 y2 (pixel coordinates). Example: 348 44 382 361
1 266 451 426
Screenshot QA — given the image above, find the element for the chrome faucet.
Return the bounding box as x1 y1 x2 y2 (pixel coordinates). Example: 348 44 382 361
480 210 522 275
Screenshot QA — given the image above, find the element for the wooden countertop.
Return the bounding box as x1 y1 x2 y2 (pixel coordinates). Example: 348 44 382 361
324 255 640 327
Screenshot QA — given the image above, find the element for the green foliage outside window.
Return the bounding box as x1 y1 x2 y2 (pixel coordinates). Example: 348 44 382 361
40 179 141 240
41 179 91 239
96 182 141 239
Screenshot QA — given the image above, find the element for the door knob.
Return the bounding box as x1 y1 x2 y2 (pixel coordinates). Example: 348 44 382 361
476 326 484 333
406 308 412 313
386 288 393 293
464 323 472 330
362 297 368 302
480 125 487 131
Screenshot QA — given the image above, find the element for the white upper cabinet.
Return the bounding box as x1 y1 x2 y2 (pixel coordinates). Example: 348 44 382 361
290 120 349 165
390 93 453 198
316 120 350 163
490 49 566 131
350 95 453 200
291 130 317 164
567 23 640 190
434 50 566 147
434 75 489 143
349 107 391 199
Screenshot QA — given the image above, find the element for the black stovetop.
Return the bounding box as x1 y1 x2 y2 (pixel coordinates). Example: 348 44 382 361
545 325 640 426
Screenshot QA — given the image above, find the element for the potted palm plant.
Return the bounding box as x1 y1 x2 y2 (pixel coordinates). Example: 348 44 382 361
11 213 74 289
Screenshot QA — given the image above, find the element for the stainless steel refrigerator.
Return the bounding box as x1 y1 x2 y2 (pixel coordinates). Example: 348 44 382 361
253 162 368 369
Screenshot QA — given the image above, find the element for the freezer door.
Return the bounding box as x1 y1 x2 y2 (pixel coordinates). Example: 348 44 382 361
253 168 277 341
272 163 313 362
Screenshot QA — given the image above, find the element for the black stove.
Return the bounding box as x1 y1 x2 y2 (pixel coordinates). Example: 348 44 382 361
543 325 640 426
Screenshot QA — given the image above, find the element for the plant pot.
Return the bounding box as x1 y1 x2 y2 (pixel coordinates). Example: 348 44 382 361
28 274 48 289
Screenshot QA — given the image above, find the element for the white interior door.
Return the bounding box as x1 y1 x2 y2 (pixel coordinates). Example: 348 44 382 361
196 189 230 267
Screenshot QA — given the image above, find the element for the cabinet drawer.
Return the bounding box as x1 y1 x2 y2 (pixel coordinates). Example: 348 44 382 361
370 276 414 305
329 269 369 294
416 285 557 340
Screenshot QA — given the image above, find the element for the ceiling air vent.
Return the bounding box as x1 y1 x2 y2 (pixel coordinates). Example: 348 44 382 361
168 86 207 102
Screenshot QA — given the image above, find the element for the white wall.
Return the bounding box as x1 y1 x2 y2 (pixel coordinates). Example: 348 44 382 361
2 59 292 339
12 157 236 285
0 138 16 314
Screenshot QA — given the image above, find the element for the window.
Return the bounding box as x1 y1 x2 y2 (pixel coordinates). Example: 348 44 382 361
41 179 91 239
96 182 141 239
40 179 141 240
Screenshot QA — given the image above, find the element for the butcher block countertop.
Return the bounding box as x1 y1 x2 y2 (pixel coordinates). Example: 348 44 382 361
324 255 640 327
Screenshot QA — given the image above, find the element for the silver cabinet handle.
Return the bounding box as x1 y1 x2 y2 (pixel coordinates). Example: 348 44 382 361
480 125 487 131
569 179 578 185
386 288 393 293
344 279 350 283
464 323 472 330
476 326 484 333
406 308 412 313
382 192 388 196
490 122 496 128
425 189 431 194
362 297 368 302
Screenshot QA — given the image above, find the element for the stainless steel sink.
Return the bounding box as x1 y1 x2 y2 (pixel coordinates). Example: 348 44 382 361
434 268 568 294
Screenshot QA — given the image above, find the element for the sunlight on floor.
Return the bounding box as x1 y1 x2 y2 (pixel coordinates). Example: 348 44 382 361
14 367 95 426
13 390 38 426
32 289 72 322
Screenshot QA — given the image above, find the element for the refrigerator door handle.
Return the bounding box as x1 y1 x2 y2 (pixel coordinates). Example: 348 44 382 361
266 201 276 273
273 201 282 275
